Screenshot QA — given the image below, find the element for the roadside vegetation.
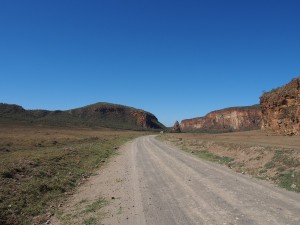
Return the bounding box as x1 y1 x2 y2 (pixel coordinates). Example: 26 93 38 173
159 130 300 193
262 150 300 192
0 124 146 225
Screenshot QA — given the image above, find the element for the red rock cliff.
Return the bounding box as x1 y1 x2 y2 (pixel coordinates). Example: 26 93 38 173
181 105 261 132
260 77 300 135
131 111 163 129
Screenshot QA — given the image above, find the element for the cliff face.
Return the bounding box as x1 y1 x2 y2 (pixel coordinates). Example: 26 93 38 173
260 77 300 135
181 105 262 132
0 103 165 130
131 111 163 129
180 117 206 130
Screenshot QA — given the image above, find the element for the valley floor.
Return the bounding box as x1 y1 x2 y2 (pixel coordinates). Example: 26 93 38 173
2 127 300 224
53 134 300 225
0 124 146 225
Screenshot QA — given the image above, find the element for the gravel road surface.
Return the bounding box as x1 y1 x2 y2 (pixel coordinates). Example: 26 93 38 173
55 135 300 225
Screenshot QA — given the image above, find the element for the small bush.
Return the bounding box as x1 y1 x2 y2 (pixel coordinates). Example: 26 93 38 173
278 172 300 192
1 170 14 179
265 161 275 169
277 167 286 172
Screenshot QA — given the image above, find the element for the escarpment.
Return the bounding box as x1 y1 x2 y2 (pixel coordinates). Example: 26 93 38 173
181 105 261 132
260 77 300 135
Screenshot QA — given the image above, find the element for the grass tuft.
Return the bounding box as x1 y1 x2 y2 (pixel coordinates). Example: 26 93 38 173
192 150 234 165
82 198 108 214
84 217 97 225
277 172 300 192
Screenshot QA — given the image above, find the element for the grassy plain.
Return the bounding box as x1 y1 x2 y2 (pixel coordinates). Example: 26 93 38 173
159 130 300 193
0 123 147 225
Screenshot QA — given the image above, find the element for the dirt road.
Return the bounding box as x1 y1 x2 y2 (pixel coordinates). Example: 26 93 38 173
55 135 300 225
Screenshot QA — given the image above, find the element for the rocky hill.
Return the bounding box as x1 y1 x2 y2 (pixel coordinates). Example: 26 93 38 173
0 102 165 130
181 105 261 132
260 77 300 135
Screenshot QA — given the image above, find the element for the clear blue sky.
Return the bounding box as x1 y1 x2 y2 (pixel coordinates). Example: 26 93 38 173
1 0 299 126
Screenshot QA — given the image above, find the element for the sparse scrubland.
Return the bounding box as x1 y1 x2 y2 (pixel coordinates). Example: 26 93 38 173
0 123 147 225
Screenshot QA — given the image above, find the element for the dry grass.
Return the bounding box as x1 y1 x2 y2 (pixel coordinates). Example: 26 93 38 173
169 130 300 149
0 124 147 225
159 130 300 193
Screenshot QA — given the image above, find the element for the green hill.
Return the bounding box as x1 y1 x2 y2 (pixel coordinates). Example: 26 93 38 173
0 102 165 130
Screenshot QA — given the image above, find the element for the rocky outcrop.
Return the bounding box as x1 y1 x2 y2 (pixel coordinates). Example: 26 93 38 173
130 110 163 129
181 105 261 132
180 117 206 131
260 77 300 135
0 102 165 130
172 121 181 132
